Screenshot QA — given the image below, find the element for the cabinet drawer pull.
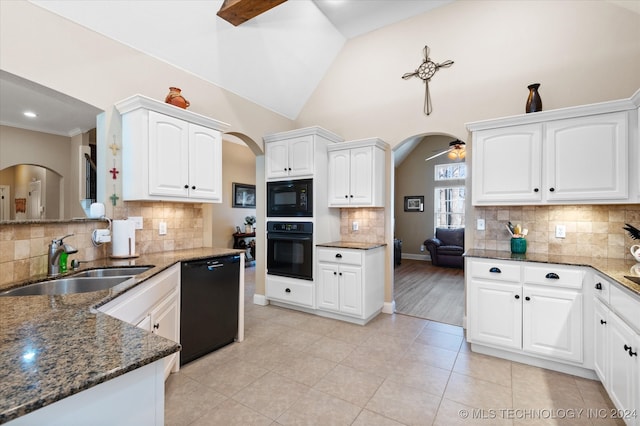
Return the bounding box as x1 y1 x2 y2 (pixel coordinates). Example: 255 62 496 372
335 253 342 258
600 319 606 325
525 296 531 301
514 295 520 299
533 188 539 192
285 288 291 293
489 267 501 273
624 344 637 356
153 323 159 330
595 282 602 290
549 187 555 192
545 272 560 280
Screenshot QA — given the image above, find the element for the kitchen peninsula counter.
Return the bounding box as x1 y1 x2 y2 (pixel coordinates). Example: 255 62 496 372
0 247 243 424
464 249 640 296
316 241 387 250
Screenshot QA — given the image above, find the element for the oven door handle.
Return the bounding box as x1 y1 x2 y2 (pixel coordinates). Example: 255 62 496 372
267 233 312 241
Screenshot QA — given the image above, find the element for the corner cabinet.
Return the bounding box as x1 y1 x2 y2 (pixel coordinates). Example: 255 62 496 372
327 138 388 207
468 93 639 206
115 95 230 203
316 246 385 324
264 126 343 180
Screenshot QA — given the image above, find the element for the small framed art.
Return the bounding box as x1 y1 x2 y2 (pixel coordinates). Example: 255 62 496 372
232 183 256 208
404 196 424 212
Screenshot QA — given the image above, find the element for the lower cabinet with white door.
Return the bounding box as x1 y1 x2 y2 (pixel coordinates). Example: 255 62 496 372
98 263 181 380
593 273 640 426
467 257 588 375
316 245 384 325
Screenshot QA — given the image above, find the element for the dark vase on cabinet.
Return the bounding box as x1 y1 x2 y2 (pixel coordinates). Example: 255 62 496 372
525 83 542 113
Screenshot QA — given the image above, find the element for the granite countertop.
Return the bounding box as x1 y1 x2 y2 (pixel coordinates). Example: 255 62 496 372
316 241 387 250
0 247 243 424
464 249 640 296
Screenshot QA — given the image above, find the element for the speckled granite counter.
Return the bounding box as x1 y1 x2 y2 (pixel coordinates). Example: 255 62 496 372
464 249 640 296
316 241 387 250
0 247 243 424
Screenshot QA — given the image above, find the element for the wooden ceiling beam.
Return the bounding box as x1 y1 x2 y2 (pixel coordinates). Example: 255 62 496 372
217 0 287 26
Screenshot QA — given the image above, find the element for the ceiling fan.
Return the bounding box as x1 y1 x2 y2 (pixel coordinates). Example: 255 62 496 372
425 140 466 162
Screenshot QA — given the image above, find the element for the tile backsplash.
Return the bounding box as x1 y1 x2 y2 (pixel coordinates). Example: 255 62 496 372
0 201 204 288
340 208 386 244
472 204 640 260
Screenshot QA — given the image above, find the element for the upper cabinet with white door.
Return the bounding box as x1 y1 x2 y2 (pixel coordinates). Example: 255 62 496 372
327 138 388 207
115 95 230 203
264 126 343 180
468 91 640 205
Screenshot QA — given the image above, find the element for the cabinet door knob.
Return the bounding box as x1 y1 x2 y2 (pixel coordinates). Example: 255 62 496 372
533 188 539 192
339 272 342 276
525 296 531 301
549 187 555 192
335 253 342 258
350 195 354 198
515 294 520 299
545 272 560 280
184 184 189 189
600 319 607 325
344 195 349 198
333 271 337 275
191 186 196 190
285 288 291 293
624 344 637 356
489 267 501 273
153 323 159 330
288 167 292 171
595 283 602 290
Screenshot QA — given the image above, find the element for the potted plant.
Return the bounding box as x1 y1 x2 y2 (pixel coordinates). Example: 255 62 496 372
244 215 256 233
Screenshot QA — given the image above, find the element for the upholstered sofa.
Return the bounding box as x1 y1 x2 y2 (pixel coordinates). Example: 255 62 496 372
424 227 464 269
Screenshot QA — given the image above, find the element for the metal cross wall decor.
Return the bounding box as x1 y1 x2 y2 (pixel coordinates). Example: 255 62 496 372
402 45 454 115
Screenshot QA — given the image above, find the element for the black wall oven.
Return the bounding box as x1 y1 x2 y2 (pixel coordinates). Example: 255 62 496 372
266 221 313 280
266 179 312 217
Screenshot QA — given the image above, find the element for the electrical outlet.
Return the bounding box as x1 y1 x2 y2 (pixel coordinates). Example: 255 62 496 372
420 244 425 252
129 216 143 229
555 224 566 238
477 219 485 231
352 221 359 231
159 221 167 235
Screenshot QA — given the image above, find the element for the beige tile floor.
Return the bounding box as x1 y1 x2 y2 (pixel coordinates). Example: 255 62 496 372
165 268 623 425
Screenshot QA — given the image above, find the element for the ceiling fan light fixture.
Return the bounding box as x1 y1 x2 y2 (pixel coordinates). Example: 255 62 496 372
447 150 458 160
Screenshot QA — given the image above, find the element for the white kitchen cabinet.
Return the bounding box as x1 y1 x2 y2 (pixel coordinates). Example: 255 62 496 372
522 284 583 363
468 98 636 205
467 258 585 365
98 264 181 379
265 136 314 179
316 246 384 323
327 138 387 207
472 124 543 204
593 297 609 384
115 94 229 203
264 127 343 180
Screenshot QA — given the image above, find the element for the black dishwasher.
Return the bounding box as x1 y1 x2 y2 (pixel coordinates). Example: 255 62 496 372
180 255 240 365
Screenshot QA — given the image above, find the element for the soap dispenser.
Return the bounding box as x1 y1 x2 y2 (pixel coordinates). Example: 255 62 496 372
59 252 68 273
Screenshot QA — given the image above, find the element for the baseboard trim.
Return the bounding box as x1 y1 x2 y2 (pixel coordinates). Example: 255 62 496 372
401 253 431 261
383 300 395 314
253 293 269 306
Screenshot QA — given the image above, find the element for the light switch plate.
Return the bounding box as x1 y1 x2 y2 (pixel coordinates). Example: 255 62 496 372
477 219 485 231
159 221 167 235
555 224 566 238
129 216 143 229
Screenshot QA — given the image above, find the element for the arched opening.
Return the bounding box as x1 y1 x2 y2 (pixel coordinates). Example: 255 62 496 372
391 133 466 326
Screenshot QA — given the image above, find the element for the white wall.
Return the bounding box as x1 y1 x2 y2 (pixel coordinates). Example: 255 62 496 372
296 0 640 145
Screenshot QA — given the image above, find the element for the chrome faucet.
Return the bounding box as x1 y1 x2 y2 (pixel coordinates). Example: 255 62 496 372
48 234 78 277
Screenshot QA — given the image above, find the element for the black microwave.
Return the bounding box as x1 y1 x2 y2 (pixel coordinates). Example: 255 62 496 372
267 179 313 217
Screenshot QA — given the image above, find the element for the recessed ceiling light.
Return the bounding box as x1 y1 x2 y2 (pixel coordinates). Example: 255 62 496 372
23 111 37 118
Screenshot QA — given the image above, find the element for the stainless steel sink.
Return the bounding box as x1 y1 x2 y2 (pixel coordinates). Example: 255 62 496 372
70 266 153 278
0 276 133 297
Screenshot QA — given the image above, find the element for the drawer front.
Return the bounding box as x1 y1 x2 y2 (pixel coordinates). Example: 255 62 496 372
592 273 611 304
609 284 640 332
266 276 314 307
317 248 362 266
523 265 584 289
469 259 520 282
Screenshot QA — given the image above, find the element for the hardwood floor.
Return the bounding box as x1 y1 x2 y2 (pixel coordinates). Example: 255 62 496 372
393 259 464 326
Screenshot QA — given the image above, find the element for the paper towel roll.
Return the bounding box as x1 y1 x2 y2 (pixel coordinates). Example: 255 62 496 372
89 202 105 218
112 219 136 257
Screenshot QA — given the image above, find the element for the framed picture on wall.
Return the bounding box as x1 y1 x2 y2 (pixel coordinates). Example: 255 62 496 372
232 183 256 208
404 195 424 212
